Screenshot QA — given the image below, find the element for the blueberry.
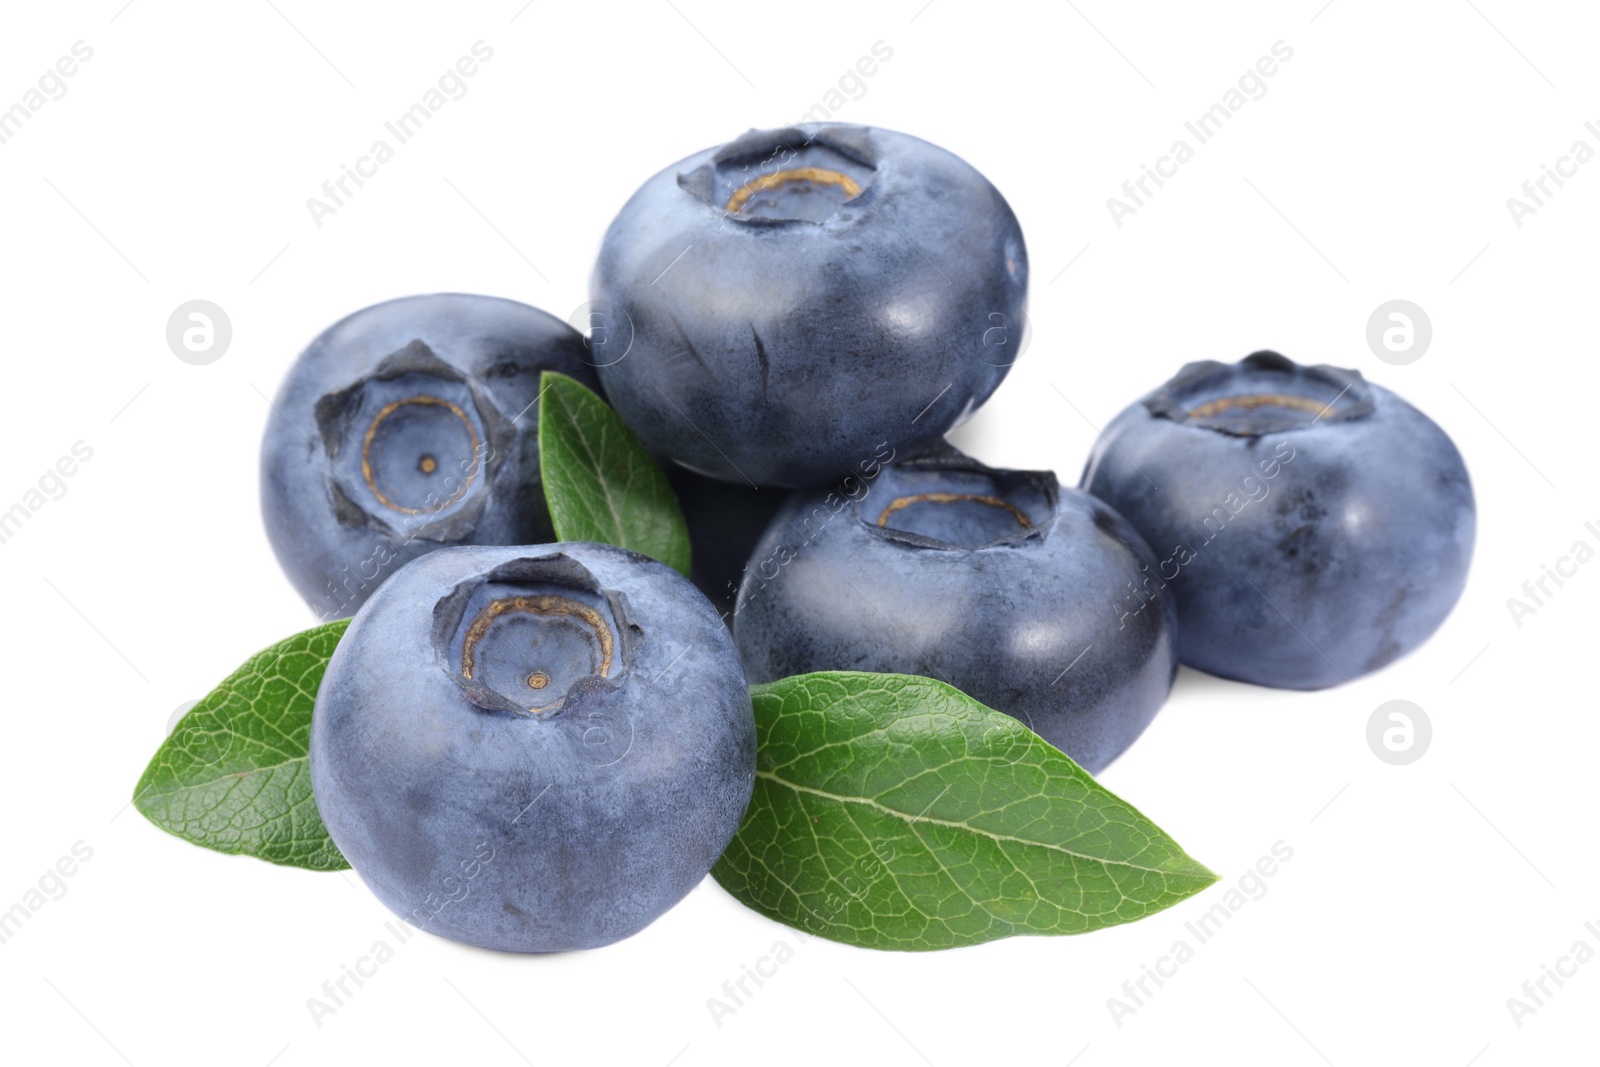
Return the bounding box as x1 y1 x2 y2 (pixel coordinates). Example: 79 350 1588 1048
1080 351 1475 689
733 445 1176 773
261 294 600 620
664 463 786 625
591 124 1028 487
310 542 755 953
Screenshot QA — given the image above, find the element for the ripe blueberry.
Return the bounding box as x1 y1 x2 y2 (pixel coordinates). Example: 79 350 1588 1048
310 542 755 953
591 124 1028 487
260 294 600 619
733 445 1176 773
1080 351 1476 689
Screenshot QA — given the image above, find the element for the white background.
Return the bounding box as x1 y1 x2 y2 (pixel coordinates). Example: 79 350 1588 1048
1 1 1595 1064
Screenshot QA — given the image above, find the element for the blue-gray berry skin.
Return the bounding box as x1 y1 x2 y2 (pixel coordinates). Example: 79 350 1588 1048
261 294 600 621
664 463 786 625
591 124 1028 488
732 446 1176 774
310 542 755 954
1081 351 1476 690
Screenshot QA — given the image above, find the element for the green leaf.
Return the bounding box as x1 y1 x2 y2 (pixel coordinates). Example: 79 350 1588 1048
538 370 690 576
712 672 1218 950
132 620 350 871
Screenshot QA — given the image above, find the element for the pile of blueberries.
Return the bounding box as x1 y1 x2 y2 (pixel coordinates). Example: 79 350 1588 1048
261 125 1476 952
